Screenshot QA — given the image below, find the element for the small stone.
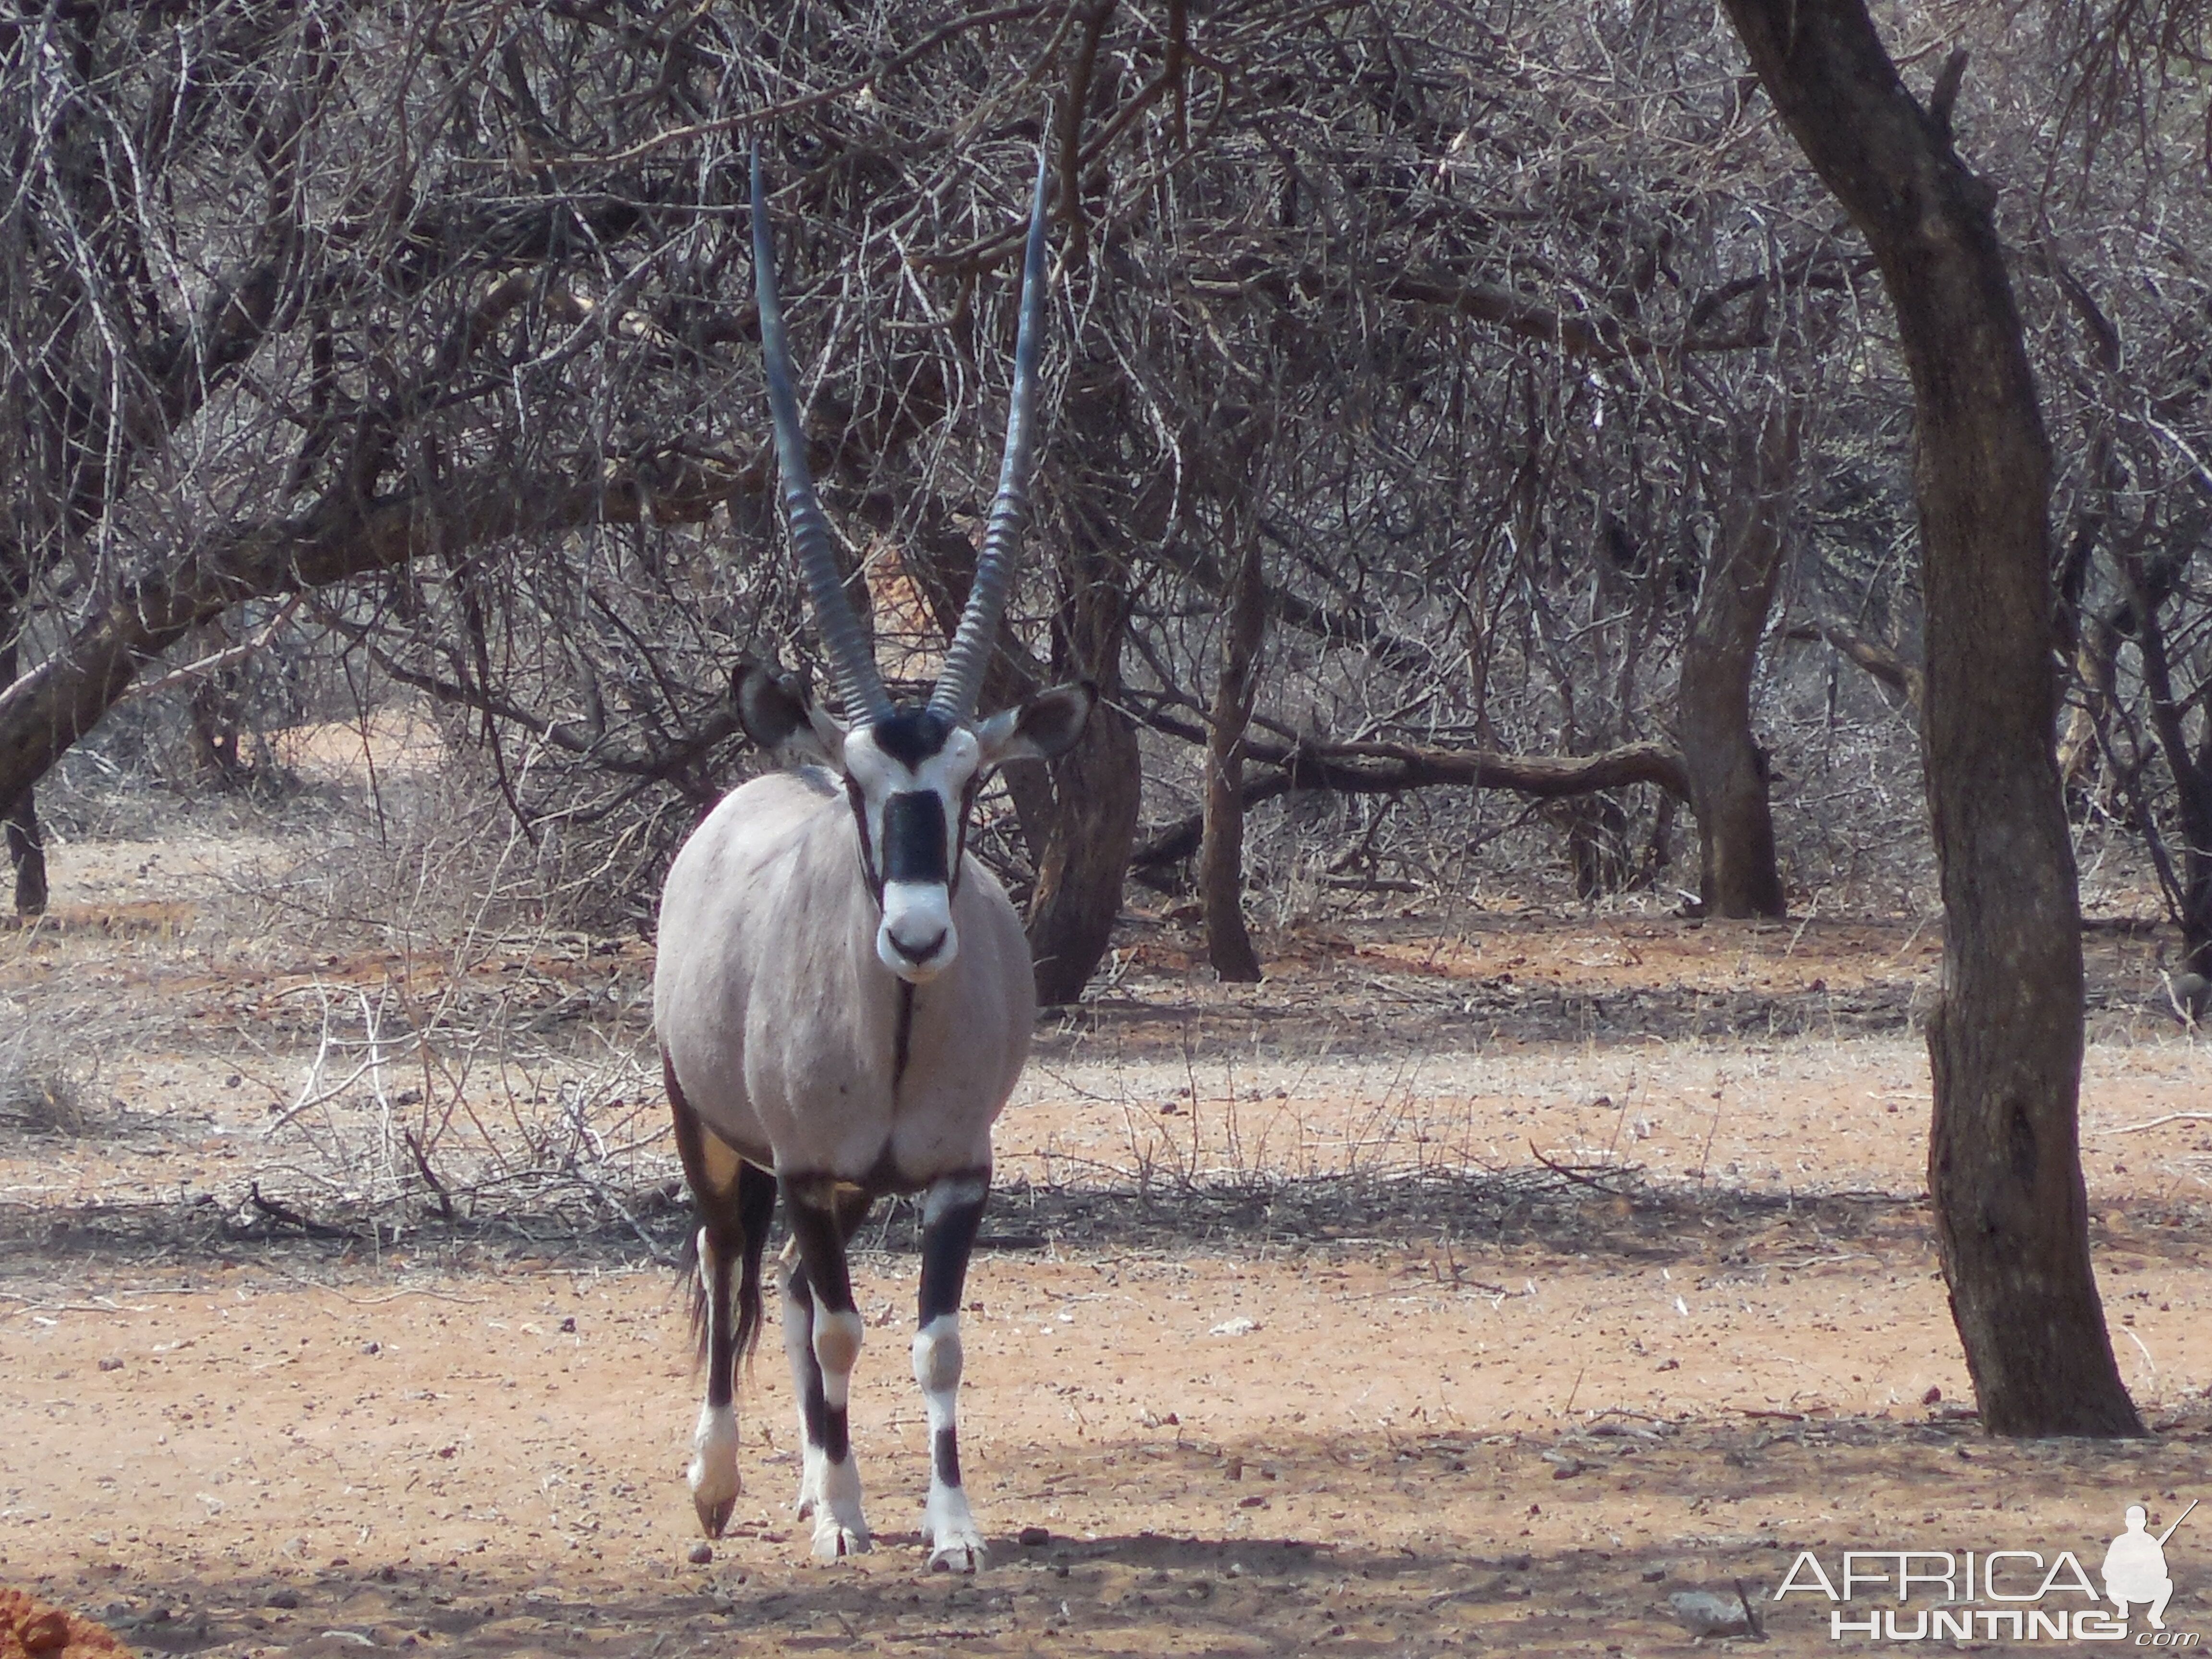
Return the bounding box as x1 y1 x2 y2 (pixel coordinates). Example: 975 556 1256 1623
559 1317 577 1334
265 1589 301 1609
687 1542 714 1565
97 1356 123 1372
361 1342 381 1356
1668 1588 1757 1638
1018 1527 1052 1547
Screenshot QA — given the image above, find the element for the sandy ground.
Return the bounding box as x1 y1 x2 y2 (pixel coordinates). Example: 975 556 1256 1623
2 803 2211 1656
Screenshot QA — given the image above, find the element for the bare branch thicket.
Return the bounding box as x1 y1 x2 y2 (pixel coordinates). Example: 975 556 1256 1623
1953 1 2212 946
11 1 2195 949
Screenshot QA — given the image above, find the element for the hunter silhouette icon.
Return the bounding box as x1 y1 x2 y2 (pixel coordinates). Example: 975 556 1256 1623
2104 1499 2196 1630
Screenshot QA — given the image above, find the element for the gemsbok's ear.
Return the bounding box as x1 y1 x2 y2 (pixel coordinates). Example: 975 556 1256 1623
734 662 843 768
976 682 1095 768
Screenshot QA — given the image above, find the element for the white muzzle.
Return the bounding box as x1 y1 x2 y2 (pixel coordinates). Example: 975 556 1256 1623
878 880 958 982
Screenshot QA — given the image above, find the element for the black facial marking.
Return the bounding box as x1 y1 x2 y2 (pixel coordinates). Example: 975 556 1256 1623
882 791 950 885
869 706 954 769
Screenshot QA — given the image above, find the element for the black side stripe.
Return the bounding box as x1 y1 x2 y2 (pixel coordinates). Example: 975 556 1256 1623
893 981 915 1091
846 779 880 900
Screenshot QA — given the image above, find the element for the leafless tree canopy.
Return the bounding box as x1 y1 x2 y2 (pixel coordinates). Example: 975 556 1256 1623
0 1 2204 951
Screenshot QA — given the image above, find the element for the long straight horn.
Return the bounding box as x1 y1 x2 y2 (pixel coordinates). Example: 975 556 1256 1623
751 147 893 727
930 150 1052 723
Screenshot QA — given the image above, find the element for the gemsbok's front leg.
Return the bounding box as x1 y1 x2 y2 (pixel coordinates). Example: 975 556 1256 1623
781 1177 874 1561
914 1170 990 1572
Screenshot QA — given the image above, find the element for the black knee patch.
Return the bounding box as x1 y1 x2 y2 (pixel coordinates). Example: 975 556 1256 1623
933 1426 962 1490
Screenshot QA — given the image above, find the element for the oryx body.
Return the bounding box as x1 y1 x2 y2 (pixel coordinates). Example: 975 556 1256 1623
656 763 1035 1190
652 144 1085 1573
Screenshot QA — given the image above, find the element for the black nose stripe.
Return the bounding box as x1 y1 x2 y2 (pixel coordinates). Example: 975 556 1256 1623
882 791 949 885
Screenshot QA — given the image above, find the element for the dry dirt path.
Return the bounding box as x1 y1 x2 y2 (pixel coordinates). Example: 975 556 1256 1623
4 829 2212 1654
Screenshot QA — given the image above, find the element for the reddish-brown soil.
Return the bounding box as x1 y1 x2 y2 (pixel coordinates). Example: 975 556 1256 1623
2 811 2210 1655
0 1588 131 1659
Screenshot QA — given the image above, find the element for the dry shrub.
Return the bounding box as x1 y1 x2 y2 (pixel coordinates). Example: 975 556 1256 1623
0 1011 90 1136
204 711 685 1250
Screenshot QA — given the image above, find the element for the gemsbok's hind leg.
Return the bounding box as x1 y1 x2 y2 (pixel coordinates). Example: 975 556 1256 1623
781 1177 875 1561
670 1080 775 1537
914 1170 990 1572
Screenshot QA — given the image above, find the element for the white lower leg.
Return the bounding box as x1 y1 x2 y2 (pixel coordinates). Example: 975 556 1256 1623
688 1226 742 1534
913 1313 985 1570
809 1308 868 1559
781 1263 823 1519
688 1401 740 1525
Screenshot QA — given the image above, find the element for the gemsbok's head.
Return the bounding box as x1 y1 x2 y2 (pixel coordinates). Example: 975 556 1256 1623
737 149 1093 984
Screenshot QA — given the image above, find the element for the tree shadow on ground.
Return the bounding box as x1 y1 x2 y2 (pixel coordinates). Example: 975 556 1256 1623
4 1157 2209 1280
37 1408 2212 1658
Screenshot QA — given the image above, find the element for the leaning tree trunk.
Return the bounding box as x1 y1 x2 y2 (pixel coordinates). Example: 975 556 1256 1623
1721 0 2140 1433
1679 400 1799 919
1199 508 1266 982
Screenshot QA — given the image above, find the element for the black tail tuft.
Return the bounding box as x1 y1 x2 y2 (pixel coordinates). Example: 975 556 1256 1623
730 1160 776 1365
680 1169 777 1368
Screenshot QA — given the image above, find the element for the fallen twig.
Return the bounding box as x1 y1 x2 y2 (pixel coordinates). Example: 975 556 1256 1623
243 1183 362 1241
1527 1140 1635 1195
2093 1112 2212 1136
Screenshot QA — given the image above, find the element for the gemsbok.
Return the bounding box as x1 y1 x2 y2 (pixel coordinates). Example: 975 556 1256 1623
652 148 1092 1572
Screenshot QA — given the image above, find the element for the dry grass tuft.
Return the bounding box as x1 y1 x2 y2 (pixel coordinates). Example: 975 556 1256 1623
0 1013 91 1136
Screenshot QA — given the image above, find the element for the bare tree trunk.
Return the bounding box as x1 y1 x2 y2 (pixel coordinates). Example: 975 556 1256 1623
1680 400 1799 919
884 429 1142 1011
2116 544 2212 977
1027 462 1142 1007
1200 509 1266 981
1 793 41 918
0 555 45 917
889 512 1059 868
1722 0 2140 1434
2056 614 2117 796
1021 335 1152 1008
185 621 252 790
